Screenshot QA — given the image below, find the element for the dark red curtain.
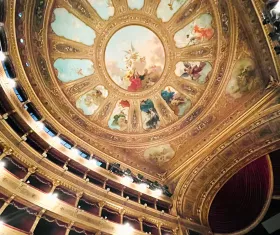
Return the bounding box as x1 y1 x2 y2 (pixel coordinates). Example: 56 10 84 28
209 156 271 233
270 149 280 196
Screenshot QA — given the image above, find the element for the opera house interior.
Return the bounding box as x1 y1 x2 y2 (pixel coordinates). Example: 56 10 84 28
0 0 280 234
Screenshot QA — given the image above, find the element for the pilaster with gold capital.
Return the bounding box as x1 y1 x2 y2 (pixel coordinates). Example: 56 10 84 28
50 180 60 193
30 209 46 232
75 192 83 207
0 148 13 160
138 217 145 231
98 201 106 216
22 166 37 182
0 195 15 215
119 208 125 224
65 221 75 235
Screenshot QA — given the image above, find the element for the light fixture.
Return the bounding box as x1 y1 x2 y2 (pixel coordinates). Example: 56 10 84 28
37 121 45 130
153 188 163 197
49 193 58 199
88 158 97 167
0 220 3 226
139 183 148 191
0 51 5 62
116 223 133 235
0 161 5 168
122 175 133 185
52 136 61 144
9 79 17 88
71 147 79 156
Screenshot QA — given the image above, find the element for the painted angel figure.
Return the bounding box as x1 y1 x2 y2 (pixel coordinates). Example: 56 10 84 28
181 62 206 80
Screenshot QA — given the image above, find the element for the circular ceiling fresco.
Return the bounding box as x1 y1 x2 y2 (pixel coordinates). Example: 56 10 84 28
13 0 222 163
105 25 165 92
45 0 216 134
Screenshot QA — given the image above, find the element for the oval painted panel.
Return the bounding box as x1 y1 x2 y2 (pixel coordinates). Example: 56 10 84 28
140 99 160 130
161 86 191 116
226 58 262 99
54 59 94 83
174 14 214 48
108 100 130 131
76 86 108 115
105 25 165 92
51 8 96 46
175 61 212 84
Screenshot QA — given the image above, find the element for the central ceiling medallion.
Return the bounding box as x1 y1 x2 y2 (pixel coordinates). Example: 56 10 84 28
105 25 165 92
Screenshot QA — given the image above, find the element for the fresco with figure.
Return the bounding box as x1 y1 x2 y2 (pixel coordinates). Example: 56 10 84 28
108 100 130 131
51 8 96 46
144 144 175 164
175 61 212 84
76 86 108 115
140 99 160 130
161 86 192 116
128 0 144 10
174 13 214 48
54 59 94 83
226 58 263 99
87 0 114 20
105 26 165 92
157 0 189 22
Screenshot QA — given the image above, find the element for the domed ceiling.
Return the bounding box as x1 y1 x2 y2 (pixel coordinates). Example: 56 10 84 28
10 0 277 177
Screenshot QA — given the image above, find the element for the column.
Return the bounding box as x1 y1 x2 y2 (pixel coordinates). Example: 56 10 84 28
98 201 106 217
63 159 70 172
0 110 15 120
119 209 125 224
20 129 33 142
75 192 83 208
21 99 30 107
0 148 13 161
21 166 37 182
103 179 108 189
50 180 61 194
121 186 125 197
138 193 141 204
0 195 15 215
106 162 110 170
83 170 89 180
29 209 46 233
65 221 74 235
157 222 162 235
154 199 158 210
138 217 144 231
40 146 51 160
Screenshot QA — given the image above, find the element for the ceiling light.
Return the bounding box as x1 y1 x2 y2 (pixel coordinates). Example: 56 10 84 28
9 79 17 88
49 193 58 199
0 52 5 62
52 136 61 144
116 223 133 235
37 121 45 130
88 159 97 167
71 147 79 156
122 175 133 185
153 188 162 197
139 183 148 191
0 161 5 168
